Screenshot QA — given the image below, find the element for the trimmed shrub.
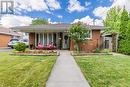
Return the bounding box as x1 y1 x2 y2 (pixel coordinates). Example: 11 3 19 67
14 43 27 52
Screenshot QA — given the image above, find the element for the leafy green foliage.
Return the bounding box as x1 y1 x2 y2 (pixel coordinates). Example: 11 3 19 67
119 8 129 39
14 43 27 52
94 48 100 53
69 23 89 51
69 23 89 42
32 18 48 25
118 8 130 54
104 7 121 33
100 49 111 53
126 20 130 39
118 40 130 55
104 7 130 54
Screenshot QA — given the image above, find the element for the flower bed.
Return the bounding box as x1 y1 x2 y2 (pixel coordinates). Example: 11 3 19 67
11 50 60 56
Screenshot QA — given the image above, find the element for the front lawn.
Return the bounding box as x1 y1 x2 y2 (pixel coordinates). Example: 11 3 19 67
75 55 130 87
0 52 57 87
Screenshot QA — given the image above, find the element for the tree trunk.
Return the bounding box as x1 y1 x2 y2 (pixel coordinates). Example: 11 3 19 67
75 42 80 53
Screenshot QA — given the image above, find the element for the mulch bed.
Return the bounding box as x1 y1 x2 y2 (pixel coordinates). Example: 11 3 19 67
71 51 113 56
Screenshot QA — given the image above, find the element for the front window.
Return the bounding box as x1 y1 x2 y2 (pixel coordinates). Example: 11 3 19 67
40 33 43 44
36 34 39 46
86 30 92 39
49 33 52 43
44 33 47 46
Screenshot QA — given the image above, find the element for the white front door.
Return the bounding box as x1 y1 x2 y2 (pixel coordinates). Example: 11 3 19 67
104 37 112 50
62 33 69 49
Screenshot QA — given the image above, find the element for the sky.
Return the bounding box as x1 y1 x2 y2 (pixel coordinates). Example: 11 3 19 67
0 0 130 28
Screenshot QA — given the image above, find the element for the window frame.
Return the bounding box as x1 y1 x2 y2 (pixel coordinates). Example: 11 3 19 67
86 30 92 40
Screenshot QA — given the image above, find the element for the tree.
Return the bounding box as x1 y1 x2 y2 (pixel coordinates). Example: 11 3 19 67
69 23 89 52
119 8 129 39
104 7 122 33
32 18 48 25
118 8 130 54
126 20 130 40
104 7 122 52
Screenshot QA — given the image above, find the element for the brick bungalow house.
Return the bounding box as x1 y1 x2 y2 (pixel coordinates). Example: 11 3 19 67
12 24 105 52
0 26 21 48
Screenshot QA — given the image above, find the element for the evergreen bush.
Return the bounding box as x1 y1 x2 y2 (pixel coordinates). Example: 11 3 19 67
14 43 27 52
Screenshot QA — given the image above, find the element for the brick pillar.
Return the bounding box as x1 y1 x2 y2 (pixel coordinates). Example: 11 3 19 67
29 33 35 49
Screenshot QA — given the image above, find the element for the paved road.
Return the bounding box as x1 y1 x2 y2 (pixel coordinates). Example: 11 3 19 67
46 50 90 87
0 48 12 52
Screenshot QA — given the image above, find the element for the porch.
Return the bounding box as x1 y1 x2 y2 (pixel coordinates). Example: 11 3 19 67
29 32 70 50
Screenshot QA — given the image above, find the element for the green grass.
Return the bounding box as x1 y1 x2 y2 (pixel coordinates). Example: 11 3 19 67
75 55 130 87
0 52 57 87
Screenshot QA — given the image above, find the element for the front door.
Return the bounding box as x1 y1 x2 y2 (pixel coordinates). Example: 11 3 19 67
63 33 69 49
104 37 112 50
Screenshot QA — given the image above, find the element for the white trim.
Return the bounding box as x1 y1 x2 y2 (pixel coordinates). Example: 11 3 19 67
35 32 36 47
90 30 92 39
47 33 49 44
39 33 40 43
86 30 92 40
43 33 44 46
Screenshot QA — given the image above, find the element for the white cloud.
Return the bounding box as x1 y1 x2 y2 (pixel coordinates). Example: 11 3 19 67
0 15 33 28
93 6 109 19
48 18 58 24
46 10 53 15
111 0 130 12
14 0 61 14
72 16 94 25
85 1 91 7
45 0 61 10
94 19 103 26
67 0 86 13
57 15 63 19
14 0 48 12
72 16 103 26
93 0 130 20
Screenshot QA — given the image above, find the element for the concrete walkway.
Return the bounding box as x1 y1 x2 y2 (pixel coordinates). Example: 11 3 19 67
46 50 90 87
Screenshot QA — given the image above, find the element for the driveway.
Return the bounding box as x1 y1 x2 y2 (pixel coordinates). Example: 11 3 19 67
0 48 13 52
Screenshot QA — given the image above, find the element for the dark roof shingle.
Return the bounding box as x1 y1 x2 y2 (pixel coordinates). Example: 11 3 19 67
12 24 106 32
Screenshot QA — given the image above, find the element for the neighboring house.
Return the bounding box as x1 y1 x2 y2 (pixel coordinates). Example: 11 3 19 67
12 24 105 52
0 26 21 48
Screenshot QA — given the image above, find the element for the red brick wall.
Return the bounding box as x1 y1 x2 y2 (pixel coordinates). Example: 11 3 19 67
70 30 102 52
29 33 35 48
0 34 12 48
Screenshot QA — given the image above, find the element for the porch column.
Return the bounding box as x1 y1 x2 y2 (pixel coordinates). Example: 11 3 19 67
47 33 49 45
43 33 44 46
35 33 36 47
